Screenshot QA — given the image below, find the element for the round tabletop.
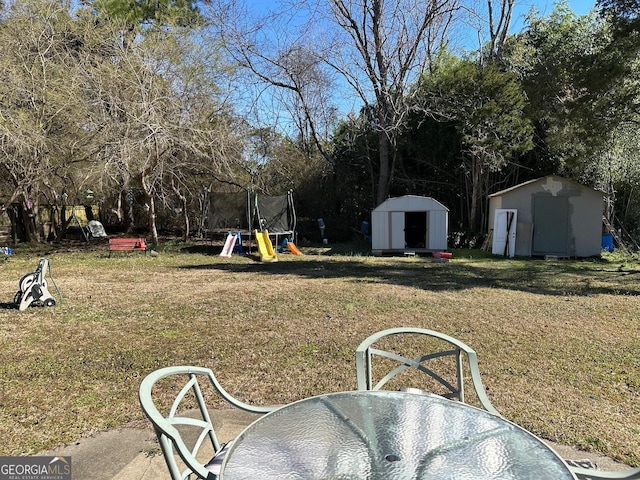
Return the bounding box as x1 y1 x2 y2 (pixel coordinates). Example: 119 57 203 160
220 390 576 480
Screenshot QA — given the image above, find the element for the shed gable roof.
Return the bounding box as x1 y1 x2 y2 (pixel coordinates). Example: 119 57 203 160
488 175 604 198
373 195 449 212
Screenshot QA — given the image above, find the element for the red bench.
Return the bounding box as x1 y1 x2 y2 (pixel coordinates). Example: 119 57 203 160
108 238 147 257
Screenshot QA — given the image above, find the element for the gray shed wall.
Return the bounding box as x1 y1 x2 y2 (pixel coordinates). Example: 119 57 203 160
488 176 604 257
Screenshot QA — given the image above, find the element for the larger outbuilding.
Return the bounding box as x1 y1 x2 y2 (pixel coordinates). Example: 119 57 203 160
487 175 605 258
371 195 449 255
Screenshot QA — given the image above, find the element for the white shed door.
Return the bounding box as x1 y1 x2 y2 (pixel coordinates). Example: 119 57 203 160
390 212 405 249
492 209 517 257
429 210 448 250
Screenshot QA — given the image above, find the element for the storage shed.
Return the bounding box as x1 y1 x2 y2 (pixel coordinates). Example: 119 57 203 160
488 176 605 258
371 196 449 255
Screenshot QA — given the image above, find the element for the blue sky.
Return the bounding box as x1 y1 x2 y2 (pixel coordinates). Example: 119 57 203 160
248 1 598 25
533 0 596 16
247 1 599 48
510 0 597 31
449 0 598 51
240 0 600 128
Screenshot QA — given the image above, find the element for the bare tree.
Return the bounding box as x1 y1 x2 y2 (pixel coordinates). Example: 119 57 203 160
328 0 461 204
0 0 253 245
88 22 248 244
95 37 187 245
217 4 339 168
486 0 515 60
216 0 460 206
0 0 101 241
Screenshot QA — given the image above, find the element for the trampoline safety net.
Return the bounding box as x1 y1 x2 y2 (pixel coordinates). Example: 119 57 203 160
208 192 251 231
208 190 296 237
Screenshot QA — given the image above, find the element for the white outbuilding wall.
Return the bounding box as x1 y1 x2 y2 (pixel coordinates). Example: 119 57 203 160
371 196 449 255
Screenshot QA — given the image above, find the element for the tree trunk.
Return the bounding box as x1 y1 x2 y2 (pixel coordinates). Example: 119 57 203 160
107 194 123 226
468 155 482 231
376 131 391 206
181 196 189 242
171 181 190 241
54 206 62 242
122 188 135 234
7 205 19 244
21 197 40 242
145 193 159 247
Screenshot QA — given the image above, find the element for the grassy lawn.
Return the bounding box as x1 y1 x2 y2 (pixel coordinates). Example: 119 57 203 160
0 240 639 466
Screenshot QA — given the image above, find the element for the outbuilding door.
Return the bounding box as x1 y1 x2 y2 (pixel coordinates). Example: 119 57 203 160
533 196 570 255
389 211 428 249
492 209 517 257
405 211 428 248
390 212 405 249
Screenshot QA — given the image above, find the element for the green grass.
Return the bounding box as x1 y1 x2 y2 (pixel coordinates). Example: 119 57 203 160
0 241 639 466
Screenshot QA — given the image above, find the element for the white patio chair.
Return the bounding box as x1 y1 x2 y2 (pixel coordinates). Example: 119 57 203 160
139 366 276 480
355 327 501 416
356 328 640 480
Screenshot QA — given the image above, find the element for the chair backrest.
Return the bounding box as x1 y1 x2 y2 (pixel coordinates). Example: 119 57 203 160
355 327 501 416
139 366 275 480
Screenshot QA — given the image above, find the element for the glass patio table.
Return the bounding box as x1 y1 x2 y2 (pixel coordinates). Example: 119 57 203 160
219 390 576 480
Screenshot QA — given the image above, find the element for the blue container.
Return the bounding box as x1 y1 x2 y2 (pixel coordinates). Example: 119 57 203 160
601 234 613 252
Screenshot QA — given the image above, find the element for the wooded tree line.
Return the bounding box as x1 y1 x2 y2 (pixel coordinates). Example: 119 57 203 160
1 0 639 245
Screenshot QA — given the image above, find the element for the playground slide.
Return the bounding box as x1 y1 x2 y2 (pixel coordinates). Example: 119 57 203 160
254 229 277 262
287 241 302 255
220 233 237 257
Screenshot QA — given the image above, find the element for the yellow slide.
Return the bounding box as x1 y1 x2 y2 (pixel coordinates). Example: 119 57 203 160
254 229 277 262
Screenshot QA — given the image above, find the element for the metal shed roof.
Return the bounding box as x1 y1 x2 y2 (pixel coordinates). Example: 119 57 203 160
488 175 604 198
373 195 449 212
